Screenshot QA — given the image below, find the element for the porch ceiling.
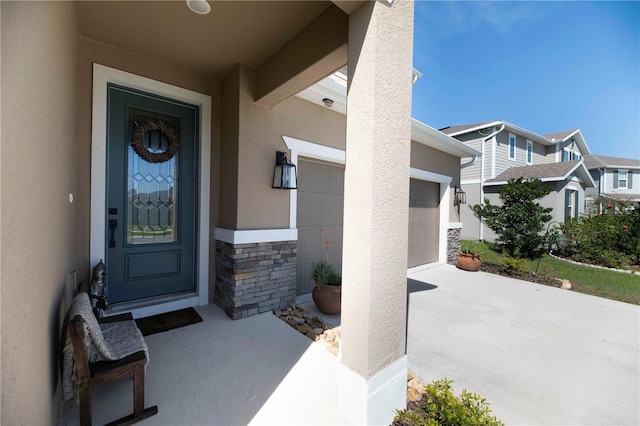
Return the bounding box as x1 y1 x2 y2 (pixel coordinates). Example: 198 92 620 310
75 1 335 80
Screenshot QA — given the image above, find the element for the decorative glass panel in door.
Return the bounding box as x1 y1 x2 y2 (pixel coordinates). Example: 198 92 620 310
106 84 198 304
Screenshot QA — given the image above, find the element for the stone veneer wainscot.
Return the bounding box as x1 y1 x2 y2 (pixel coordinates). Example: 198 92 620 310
447 228 461 264
214 240 297 319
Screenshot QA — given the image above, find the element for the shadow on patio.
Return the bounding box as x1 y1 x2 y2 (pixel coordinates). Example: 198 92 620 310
59 304 347 425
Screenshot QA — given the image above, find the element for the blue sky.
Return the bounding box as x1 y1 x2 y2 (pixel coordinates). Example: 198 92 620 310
412 1 640 160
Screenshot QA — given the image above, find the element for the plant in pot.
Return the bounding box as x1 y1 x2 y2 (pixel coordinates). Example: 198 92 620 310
310 231 341 315
456 240 482 272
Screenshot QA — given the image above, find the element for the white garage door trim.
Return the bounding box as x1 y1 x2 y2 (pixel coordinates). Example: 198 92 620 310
410 167 452 264
282 135 345 229
282 135 452 265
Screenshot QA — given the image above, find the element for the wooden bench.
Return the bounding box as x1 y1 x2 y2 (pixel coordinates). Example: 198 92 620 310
69 312 158 426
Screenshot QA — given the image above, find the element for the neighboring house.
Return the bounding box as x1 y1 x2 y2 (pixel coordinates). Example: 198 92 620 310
440 121 595 241
584 154 640 211
1 2 421 425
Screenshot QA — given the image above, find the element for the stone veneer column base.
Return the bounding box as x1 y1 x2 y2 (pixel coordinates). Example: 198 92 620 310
214 240 296 320
447 228 462 264
337 355 408 425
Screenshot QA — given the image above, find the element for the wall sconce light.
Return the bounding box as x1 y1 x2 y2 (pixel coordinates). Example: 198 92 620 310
272 151 297 190
454 186 466 205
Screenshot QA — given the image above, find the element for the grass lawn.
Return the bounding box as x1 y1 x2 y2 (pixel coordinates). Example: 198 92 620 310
467 240 640 306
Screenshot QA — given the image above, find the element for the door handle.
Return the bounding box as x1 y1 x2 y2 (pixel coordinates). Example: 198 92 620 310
109 219 117 248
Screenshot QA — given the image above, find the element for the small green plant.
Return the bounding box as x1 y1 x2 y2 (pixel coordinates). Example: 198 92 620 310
460 241 479 256
394 378 503 426
501 256 527 276
309 260 340 285
310 228 341 285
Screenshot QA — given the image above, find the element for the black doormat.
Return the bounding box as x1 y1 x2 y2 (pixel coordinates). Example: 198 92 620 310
135 307 203 336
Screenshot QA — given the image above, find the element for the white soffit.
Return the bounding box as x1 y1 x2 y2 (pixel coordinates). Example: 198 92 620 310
295 71 347 114
295 67 422 115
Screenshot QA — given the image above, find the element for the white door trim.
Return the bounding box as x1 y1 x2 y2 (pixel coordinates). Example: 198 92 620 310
91 63 211 316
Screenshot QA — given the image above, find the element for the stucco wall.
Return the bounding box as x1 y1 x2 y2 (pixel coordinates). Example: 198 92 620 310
410 141 461 223
75 37 221 285
224 65 346 230
1 2 78 424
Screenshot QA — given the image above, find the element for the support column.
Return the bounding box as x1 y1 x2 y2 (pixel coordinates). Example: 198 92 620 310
338 1 414 425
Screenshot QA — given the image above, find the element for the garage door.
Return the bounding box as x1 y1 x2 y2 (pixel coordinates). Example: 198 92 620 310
296 159 344 295
408 179 440 267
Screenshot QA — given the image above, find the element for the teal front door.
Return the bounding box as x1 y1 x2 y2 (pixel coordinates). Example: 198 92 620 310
106 84 198 304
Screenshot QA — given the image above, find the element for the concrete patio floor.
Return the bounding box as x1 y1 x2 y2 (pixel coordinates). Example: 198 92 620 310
59 303 348 426
60 264 639 425
407 264 640 425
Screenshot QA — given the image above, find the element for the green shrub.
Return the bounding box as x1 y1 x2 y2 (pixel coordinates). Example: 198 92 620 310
470 178 552 259
556 202 640 268
501 257 527 275
394 378 503 426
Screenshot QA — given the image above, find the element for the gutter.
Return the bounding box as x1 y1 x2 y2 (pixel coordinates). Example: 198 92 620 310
461 123 504 169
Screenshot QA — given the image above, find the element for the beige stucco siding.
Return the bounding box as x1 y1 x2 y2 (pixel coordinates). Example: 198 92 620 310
410 141 460 223
75 37 221 284
1 2 78 424
232 65 346 230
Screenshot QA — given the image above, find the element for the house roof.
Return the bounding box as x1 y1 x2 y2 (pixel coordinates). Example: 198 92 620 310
440 121 591 155
544 129 579 141
584 154 640 170
411 119 482 158
484 160 595 187
439 121 498 135
598 193 640 202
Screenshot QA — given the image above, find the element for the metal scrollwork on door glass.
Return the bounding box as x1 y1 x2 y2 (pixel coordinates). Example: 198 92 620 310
127 113 180 245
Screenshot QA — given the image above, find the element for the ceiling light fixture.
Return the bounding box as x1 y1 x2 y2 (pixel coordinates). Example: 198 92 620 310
322 98 334 108
186 0 211 15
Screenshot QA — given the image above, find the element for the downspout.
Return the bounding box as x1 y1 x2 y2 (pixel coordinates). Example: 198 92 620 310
461 155 479 169
599 167 605 212
478 123 505 240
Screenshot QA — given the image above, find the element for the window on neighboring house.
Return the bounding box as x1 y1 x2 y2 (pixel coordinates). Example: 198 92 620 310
616 170 628 189
509 134 516 160
562 148 581 162
526 140 533 164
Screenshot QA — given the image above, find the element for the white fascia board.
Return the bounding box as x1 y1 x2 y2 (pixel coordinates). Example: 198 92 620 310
603 164 640 170
484 177 563 186
561 129 591 155
411 118 482 158
568 161 596 187
412 67 423 83
502 122 552 146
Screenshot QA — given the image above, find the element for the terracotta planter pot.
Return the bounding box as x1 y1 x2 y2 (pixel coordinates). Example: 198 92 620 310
312 283 341 315
456 253 482 272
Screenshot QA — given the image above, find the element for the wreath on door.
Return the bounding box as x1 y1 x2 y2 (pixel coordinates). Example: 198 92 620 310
130 120 180 163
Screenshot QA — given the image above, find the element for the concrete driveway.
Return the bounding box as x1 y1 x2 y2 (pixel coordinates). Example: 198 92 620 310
407 264 640 425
